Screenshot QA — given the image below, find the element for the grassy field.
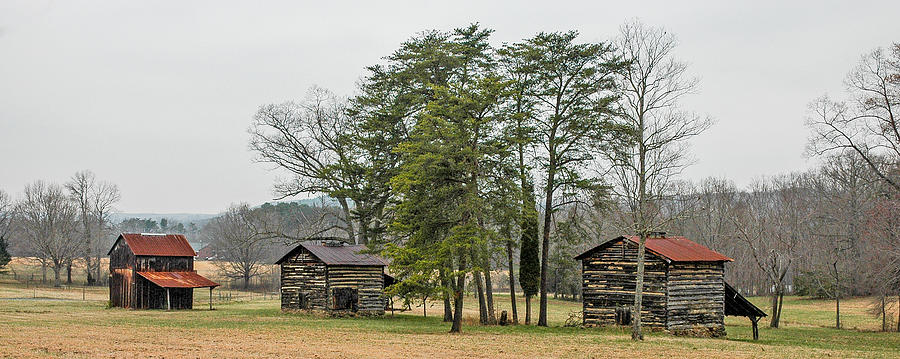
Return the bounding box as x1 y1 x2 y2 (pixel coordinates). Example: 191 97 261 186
2 258 900 358
1 284 899 358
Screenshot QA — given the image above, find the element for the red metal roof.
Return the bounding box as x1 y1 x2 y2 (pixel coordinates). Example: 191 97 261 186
576 235 733 262
623 235 733 262
136 271 219 288
116 233 197 257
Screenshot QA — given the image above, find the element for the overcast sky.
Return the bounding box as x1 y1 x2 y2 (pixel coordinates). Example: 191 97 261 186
1 1 898 214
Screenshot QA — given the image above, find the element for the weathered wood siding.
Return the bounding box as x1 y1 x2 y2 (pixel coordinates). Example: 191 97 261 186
109 238 135 308
666 262 725 335
108 237 196 309
327 265 385 313
280 247 328 311
581 239 668 328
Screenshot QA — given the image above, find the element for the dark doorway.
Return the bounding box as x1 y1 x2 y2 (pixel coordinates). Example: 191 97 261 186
333 288 358 311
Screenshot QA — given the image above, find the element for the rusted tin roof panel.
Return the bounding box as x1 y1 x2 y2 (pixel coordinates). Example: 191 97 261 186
137 271 219 288
575 235 733 263
275 239 388 266
626 235 733 262
120 233 196 257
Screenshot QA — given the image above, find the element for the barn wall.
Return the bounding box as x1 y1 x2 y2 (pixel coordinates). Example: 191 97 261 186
134 256 193 272
280 247 328 311
108 239 135 308
326 265 385 313
581 239 668 328
666 262 725 335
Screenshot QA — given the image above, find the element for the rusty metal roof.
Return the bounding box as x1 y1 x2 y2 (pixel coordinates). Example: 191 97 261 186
275 240 388 266
576 235 733 263
136 271 219 288
109 233 197 257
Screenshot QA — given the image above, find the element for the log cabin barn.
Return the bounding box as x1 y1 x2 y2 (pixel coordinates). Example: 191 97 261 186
276 238 390 315
576 233 765 337
108 233 219 310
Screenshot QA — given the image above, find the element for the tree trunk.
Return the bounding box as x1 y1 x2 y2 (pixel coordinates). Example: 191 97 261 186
525 294 532 325
450 255 466 333
833 261 840 329
441 272 453 322
41 262 47 284
835 295 841 329
538 172 554 327
506 239 518 324
483 267 496 324
66 263 72 285
53 265 61 287
423 297 427 317
243 273 250 290
770 288 781 328
882 295 887 332
337 197 358 244
632 235 646 340
474 271 488 324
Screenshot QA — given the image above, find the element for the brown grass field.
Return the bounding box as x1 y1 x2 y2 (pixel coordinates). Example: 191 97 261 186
2 259 900 358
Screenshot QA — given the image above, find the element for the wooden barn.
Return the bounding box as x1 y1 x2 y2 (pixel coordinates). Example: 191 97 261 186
276 239 390 315
575 233 765 337
108 233 219 310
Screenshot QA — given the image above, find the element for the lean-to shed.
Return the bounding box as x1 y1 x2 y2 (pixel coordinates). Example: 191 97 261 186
276 239 389 315
108 233 218 310
576 234 746 337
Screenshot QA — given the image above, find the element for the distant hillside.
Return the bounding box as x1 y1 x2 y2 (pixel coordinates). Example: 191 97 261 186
110 212 219 224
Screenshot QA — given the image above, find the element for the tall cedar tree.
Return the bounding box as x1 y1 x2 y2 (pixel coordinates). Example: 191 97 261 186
510 31 624 326
518 183 541 324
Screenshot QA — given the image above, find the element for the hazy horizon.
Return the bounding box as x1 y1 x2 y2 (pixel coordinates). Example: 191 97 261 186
2 1 899 213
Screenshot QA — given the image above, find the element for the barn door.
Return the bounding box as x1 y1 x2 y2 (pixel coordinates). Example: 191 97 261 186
333 288 358 311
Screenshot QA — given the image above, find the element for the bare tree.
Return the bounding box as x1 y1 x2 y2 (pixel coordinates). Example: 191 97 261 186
66 170 120 285
249 86 364 243
807 43 900 194
609 20 712 340
204 204 281 289
732 175 813 328
15 181 80 287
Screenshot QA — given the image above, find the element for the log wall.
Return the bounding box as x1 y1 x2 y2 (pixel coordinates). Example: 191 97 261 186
280 247 328 311
666 262 726 336
581 240 668 328
327 265 385 313
279 247 385 315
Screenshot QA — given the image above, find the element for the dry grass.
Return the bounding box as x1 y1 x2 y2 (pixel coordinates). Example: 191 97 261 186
1 283 899 358
2 258 900 358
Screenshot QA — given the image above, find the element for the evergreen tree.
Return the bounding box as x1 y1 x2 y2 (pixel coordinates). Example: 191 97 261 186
518 183 541 324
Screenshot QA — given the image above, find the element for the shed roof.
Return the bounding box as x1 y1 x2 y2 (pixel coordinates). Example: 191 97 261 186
107 233 197 257
136 271 219 288
575 235 733 263
275 240 388 266
725 281 767 318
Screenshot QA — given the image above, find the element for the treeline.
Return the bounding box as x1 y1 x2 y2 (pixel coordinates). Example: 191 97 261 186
0 171 120 286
